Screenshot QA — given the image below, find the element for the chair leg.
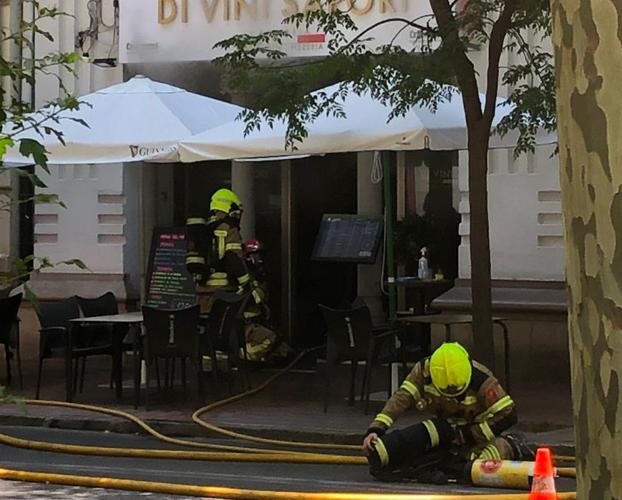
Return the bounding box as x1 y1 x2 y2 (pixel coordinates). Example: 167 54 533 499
242 358 252 392
360 360 368 402
79 357 87 393
14 323 23 390
72 358 80 397
364 361 374 415
36 357 44 400
4 344 11 387
197 357 206 404
181 357 187 399
16 344 23 391
154 358 161 391
323 361 334 413
348 360 358 406
145 359 151 411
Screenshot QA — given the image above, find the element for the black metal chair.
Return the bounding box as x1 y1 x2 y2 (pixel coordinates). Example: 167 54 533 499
319 303 401 414
141 304 201 410
0 293 23 388
73 292 121 393
200 291 251 395
35 299 81 400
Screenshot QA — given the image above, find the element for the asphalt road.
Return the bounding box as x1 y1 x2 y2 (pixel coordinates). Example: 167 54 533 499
0 425 575 498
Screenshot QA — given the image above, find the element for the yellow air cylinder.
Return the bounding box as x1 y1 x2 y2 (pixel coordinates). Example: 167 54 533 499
469 459 542 490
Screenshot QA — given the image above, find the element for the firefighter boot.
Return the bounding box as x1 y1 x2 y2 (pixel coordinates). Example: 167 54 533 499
504 432 535 461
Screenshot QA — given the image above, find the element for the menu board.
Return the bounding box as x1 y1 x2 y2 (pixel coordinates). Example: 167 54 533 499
145 227 197 310
312 214 383 264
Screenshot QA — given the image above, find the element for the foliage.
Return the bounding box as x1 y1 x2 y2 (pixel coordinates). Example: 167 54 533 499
0 0 88 294
214 0 557 365
0 384 23 405
214 0 556 154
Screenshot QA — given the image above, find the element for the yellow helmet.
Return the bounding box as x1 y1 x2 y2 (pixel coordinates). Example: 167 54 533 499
429 342 472 397
210 188 242 215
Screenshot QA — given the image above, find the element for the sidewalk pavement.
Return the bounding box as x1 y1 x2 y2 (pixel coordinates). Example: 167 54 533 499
0 356 576 456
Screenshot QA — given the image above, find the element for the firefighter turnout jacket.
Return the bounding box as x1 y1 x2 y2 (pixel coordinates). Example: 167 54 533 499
186 211 254 312
367 358 516 462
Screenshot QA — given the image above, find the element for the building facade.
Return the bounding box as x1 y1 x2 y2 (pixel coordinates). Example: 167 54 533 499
0 0 567 381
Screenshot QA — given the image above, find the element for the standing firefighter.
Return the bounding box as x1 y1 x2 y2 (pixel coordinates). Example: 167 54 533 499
363 342 531 481
185 188 256 313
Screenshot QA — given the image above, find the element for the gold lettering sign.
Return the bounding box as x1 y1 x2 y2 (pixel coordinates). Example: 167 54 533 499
201 0 221 21
303 0 321 12
158 0 177 24
235 0 256 20
350 0 373 14
282 0 299 16
379 0 395 13
157 0 407 25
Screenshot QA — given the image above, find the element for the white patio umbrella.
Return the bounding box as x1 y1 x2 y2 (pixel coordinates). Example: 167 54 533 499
179 83 556 162
2 75 244 165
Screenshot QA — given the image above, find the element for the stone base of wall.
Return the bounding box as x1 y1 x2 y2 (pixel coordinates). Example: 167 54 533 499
28 272 137 303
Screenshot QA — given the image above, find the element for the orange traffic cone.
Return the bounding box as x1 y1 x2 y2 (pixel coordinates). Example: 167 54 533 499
529 447 557 500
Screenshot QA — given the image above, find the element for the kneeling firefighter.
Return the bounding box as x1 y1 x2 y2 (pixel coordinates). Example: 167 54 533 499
185 188 258 313
363 342 531 481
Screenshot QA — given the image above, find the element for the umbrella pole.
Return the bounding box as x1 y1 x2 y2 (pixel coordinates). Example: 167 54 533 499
382 151 397 321
138 164 146 304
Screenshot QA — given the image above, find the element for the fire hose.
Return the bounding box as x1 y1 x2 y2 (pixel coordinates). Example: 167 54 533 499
0 348 577 497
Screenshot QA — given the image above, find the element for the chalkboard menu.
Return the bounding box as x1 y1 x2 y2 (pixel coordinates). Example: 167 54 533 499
312 214 383 264
145 227 197 310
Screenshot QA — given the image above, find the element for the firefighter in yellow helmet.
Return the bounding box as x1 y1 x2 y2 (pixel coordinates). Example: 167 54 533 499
185 188 261 313
363 342 529 480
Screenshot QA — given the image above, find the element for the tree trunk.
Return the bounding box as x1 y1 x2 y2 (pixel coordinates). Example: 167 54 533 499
467 125 495 371
551 1 622 498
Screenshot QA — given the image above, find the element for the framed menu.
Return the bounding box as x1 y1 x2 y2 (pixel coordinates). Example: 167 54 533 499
145 227 197 310
312 214 384 264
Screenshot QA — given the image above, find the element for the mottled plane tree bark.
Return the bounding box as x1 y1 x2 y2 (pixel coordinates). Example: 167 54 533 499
551 1 622 498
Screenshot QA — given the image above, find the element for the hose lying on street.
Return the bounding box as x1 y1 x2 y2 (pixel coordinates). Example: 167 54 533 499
0 467 578 500
0 344 577 495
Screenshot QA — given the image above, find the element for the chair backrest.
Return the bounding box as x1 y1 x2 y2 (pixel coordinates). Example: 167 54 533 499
204 291 249 355
75 291 118 318
37 298 81 330
74 292 119 347
0 293 22 343
142 304 200 358
319 304 374 359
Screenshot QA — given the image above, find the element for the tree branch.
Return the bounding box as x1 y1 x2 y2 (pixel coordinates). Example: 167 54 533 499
428 0 482 122
483 0 519 125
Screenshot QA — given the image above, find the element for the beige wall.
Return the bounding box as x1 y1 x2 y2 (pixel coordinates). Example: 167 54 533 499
429 316 569 385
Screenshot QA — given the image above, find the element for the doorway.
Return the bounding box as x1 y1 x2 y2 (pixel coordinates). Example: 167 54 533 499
291 154 358 347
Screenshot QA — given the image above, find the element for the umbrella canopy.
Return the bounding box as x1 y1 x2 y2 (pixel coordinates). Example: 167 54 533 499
2 75 244 164
179 83 556 162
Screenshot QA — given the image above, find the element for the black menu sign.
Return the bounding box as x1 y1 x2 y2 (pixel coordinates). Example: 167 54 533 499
145 227 197 310
312 214 383 264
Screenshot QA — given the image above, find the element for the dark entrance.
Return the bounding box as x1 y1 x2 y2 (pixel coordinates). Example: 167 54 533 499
291 154 357 348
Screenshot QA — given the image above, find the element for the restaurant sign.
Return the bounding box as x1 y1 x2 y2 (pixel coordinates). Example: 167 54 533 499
120 0 432 63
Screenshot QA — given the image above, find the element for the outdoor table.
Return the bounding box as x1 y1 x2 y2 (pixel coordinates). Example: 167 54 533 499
69 312 143 405
387 278 454 357
396 313 511 392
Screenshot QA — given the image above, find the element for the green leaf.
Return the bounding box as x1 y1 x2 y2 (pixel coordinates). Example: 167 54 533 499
0 136 15 158
58 258 90 271
18 139 49 167
24 284 40 316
